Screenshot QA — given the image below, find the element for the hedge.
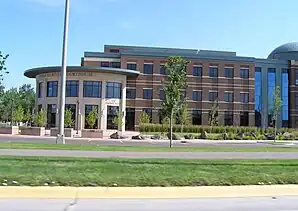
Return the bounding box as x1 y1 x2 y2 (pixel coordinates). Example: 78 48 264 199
139 123 294 134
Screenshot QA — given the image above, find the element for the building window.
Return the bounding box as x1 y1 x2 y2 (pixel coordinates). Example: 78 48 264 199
224 111 233 126
110 49 119 53
295 94 298 110
66 80 79 97
38 82 44 98
160 64 167 75
47 81 58 97
85 105 99 129
193 66 202 77
295 70 298 85
224 68 233 78
192 91 201 101
255 69 262 127
144 63 153 74
209 91 218 101
143 108 152 123
111 62 121 68
106 82 121 99
38 104 43 112
127 63 137 70
209 67 218 77
240 111 249 126
282 71 289 127
240 69 249 78
83 81 101 98
224 92 233 102
107 106 119 130
143 88 153 99
126 88 136 99
100 61 110 67
192 110 202 125
240 93 249 103
160 89 165 100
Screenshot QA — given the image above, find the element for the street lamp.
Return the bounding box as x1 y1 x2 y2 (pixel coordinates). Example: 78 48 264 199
56 0 70 145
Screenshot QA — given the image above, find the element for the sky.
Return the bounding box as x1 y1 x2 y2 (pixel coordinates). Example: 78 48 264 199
1 0 298 88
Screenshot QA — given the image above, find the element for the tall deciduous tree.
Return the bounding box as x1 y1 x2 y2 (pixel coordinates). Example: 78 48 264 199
162 56 189 148
0 52 9 85
12 105 24 125
178 103 191 133
208 100 219 133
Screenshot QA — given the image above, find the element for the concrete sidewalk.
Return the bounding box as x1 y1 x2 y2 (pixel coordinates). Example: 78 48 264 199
0 185 298 199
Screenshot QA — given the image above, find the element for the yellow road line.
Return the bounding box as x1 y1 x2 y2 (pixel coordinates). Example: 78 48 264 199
0 185 298 199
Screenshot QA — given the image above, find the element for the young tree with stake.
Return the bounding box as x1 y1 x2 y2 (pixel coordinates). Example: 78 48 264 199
162 56 189 148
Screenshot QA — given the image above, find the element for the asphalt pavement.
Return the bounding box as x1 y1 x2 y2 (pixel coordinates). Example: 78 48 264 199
1 197 298 211
1 148 298 159
1 134 298 148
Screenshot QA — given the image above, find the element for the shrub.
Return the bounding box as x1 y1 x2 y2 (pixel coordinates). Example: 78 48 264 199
33 109 47 127
184 134 194 139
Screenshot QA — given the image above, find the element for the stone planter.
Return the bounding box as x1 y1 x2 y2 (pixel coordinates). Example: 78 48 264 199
0 126 19 135
81 129 103 138
50 128 75 138
20 127 45 136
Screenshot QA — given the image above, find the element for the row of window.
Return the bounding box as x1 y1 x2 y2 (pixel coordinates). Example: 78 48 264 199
38 81 122 99
127 88 250 103
142 108 249 126
125 62 250 78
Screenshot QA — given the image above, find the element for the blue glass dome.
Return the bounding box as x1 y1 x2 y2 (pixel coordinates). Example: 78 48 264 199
268 42 298 60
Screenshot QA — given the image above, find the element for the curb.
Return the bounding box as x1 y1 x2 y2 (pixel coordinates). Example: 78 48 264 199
1 185 298 199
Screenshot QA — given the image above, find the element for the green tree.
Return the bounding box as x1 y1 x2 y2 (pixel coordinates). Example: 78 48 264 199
64 108 73 128
270 86 282 141
0 52 9 85
161 56 189 147
23 109 32 124
18 84 35 114
112 110 124 132
33 109 47 127
86 108 98 129
138 111 151 124
0 88 20 122
12 105 24 125
178 103 191 133
208 100 219 132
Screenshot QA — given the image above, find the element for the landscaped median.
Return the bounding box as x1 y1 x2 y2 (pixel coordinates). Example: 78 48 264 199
139 123 298 141
1 156 298 187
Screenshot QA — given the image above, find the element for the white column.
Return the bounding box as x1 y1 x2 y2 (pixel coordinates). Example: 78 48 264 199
100 81 106 130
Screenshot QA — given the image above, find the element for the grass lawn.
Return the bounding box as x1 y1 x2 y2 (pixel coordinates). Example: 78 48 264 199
0 156 298 186
1 142 298 152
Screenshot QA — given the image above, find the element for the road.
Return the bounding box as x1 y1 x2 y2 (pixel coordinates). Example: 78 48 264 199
1 134 298 149
1 197 298 211
1 149 298 159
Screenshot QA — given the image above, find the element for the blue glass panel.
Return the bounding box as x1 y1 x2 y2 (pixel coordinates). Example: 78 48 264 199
282 73 289 121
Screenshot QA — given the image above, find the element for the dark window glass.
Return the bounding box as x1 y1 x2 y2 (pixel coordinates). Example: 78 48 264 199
143 108 152 123
224 92 233 102
100 61 110 67
111 62 121 68
85 105 99 129
282 72 289 123
127 63 137 70
110 49 119 53
160 64 167 75
267 71 276 120
192 91 201 101
295 94 298 110
224 68 233 78
224 111 233 126
240 111 249 126
144 63 153 74
47 81 58 97
107 106 119 129
83 81 101 98
65 104 76 126
160 89 165 100
209 67 218 77
143 89 153 99
38 82 44 98
66 80 79 97
126 89 136 99
240 69 249 78
106 82 121 99
193 66 202 77
192 110 202 125
209 92 218 101
47 104 57 127
240 93 249 103
38 104 43 112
